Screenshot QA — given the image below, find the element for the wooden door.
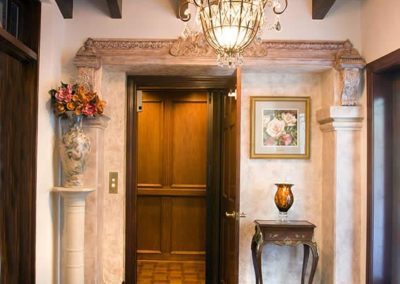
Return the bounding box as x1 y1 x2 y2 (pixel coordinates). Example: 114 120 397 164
136 90 208 261
220 90 240 283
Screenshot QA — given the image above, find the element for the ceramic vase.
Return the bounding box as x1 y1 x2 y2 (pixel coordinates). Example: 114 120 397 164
274 183 294 222
59 112 91 187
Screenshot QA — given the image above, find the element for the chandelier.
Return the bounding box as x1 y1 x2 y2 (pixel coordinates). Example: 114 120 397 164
179 0 288 67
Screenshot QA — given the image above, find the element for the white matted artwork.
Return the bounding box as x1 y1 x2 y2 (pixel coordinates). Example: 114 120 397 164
250 96 310 159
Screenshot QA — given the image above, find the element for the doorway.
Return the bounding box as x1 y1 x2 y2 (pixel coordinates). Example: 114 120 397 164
125 75 241 284
367 49 400 283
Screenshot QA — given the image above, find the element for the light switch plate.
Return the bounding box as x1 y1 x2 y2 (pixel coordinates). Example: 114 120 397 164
109 172 118 194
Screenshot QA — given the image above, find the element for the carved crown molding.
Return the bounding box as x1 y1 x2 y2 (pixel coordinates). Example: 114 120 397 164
74 36 365 107
74 36 365 70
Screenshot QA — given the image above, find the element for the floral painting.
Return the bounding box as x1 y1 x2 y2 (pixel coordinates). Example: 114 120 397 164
262 109 298 147
250 96 310 159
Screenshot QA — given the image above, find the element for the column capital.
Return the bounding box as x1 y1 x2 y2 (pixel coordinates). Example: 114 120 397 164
83 115 110 130
317 106 363 132
53 186 95 200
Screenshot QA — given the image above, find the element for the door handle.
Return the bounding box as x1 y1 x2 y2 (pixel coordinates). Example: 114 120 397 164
225 211 237 218
225 211 247 219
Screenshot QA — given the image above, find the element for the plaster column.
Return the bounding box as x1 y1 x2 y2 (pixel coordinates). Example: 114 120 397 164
53 187 95 284
317 106 363 284
82 116 109 283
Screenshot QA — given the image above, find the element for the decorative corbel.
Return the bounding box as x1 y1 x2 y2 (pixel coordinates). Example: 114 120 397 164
74 38 102 93
334 40 366 106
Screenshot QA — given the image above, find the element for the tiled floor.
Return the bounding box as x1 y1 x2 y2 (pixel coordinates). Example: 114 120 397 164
137 260 205 283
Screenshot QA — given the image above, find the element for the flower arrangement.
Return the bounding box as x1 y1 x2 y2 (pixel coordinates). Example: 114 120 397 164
263 110 298 146
49 82 106 117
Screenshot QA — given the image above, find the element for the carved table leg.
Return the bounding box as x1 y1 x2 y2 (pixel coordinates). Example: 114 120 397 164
304 242 319 284
301 244 310 284
251 226 264 284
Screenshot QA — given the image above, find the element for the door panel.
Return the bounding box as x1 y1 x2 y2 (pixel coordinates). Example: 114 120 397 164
170 96 208 187
220 69 241 284
170 197 206 254
137 90 208 262
137 196 162 254
137 96 164 187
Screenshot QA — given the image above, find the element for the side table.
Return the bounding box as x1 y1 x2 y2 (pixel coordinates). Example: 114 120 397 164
251 220 319 284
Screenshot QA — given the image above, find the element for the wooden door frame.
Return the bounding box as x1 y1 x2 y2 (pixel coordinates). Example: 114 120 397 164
367 48 400 283
125 75 236 284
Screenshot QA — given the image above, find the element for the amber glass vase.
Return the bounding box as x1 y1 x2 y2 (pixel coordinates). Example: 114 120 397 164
274 183 294 222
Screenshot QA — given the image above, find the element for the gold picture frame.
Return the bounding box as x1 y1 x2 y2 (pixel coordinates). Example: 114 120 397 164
250 96 311 159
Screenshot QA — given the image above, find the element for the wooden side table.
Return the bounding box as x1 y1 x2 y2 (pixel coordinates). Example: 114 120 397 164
251 220 319 284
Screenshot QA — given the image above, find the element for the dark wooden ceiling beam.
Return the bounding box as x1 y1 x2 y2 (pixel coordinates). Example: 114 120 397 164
55 0 73 19
312 0 336 20
106 0 122 19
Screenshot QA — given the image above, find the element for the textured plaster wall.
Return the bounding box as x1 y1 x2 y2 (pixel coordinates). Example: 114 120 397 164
239 72 323 283
100 70 127 283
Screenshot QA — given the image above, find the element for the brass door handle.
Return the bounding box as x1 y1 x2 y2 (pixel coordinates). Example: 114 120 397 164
225 211 247 219
225 211 237 218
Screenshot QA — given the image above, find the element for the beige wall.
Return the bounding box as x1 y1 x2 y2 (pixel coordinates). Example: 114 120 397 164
361 0 400 63
36 2 65 284
37 0 367 283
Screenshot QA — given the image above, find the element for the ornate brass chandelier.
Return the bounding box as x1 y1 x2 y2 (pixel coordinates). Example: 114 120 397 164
179 0 288 67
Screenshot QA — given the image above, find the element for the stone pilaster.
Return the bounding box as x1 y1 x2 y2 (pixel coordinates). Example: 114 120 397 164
317 106 363 284
81 116 109 284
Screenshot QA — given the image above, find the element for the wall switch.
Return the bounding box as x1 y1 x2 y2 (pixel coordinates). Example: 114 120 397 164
109 172 118 194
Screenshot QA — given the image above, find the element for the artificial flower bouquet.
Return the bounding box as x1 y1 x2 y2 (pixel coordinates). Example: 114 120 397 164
49 82 106 117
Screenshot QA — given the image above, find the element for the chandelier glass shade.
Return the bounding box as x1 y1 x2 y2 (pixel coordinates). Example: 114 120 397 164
180 0 288 67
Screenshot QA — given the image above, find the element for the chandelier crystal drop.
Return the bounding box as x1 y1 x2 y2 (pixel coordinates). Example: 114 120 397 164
179 0 288 67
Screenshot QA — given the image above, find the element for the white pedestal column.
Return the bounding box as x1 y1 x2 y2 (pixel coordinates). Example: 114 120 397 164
53 187 95 284
317 106 363 284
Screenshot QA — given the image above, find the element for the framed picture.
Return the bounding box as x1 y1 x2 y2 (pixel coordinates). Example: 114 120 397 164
250 96 310 159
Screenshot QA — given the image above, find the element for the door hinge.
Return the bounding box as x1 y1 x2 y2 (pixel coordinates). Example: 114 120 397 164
137 90 143 112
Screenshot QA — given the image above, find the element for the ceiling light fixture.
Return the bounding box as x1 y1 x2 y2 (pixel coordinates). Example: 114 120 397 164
179 0 288 67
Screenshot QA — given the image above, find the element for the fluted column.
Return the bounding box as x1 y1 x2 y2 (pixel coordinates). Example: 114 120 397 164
53 187 95 284
317 106 363 284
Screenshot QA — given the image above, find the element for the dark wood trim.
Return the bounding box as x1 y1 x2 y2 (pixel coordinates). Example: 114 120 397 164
234 68 241 284
0 26 37 61
106 0 122 18
312 0 336 20
367 49 400 284
55 0 73 19
206 90 223 283
125 78 138 284
129 76 236 90
0 1 40 282
367 49 400 73
125 76 234 284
